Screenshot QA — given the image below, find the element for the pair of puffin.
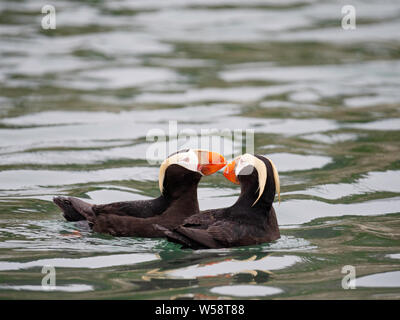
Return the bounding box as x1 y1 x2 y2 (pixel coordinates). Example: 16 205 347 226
53 149 281 249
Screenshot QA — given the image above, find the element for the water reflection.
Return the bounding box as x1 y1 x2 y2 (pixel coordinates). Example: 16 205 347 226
0 253 160 271
387 254 400 260
160 254 301 279
278 197 400 225
267 153 331 172
0 220 166 253
350 271 400 288
210 285 283 297
0 0 399 299
0 284 93 292
286 170 400 200
0 167 158 190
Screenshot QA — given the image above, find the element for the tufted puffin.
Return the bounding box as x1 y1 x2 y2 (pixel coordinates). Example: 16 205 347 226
53 149 226 237
155 154 280 249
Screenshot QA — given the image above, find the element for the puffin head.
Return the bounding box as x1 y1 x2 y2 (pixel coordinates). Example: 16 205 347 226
223 154 280 207
159 149 226 199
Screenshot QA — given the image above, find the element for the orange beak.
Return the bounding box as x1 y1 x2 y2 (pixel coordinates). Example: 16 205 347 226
197 151 226 176
223 160 240 184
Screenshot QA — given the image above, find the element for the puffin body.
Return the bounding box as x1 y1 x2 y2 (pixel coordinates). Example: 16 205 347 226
156 154 281 249
53 149 226 238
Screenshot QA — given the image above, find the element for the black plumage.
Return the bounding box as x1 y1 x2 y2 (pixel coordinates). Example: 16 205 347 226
155 155 280 249
53 150 226 238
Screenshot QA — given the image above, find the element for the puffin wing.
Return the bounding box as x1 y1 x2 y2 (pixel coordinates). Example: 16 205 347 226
92 200 163 218
176 220 264 249
155 211 242 249
92 202 134 217
174 226 221 249
90 213 179 238
179 210 215 227
153 224 205 249
153 211 220 249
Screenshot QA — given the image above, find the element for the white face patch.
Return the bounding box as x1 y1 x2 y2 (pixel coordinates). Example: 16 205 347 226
174 149 200 174
234 154 267 207
236 154 281 205
235 155 256 176
158 149 200 194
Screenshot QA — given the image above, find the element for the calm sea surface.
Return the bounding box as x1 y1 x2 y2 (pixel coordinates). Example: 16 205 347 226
0 0 400 299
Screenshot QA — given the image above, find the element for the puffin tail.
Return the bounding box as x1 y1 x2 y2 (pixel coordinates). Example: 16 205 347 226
53 196 94 223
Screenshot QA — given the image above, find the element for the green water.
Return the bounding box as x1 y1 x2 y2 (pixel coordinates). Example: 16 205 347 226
0 0 400 299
